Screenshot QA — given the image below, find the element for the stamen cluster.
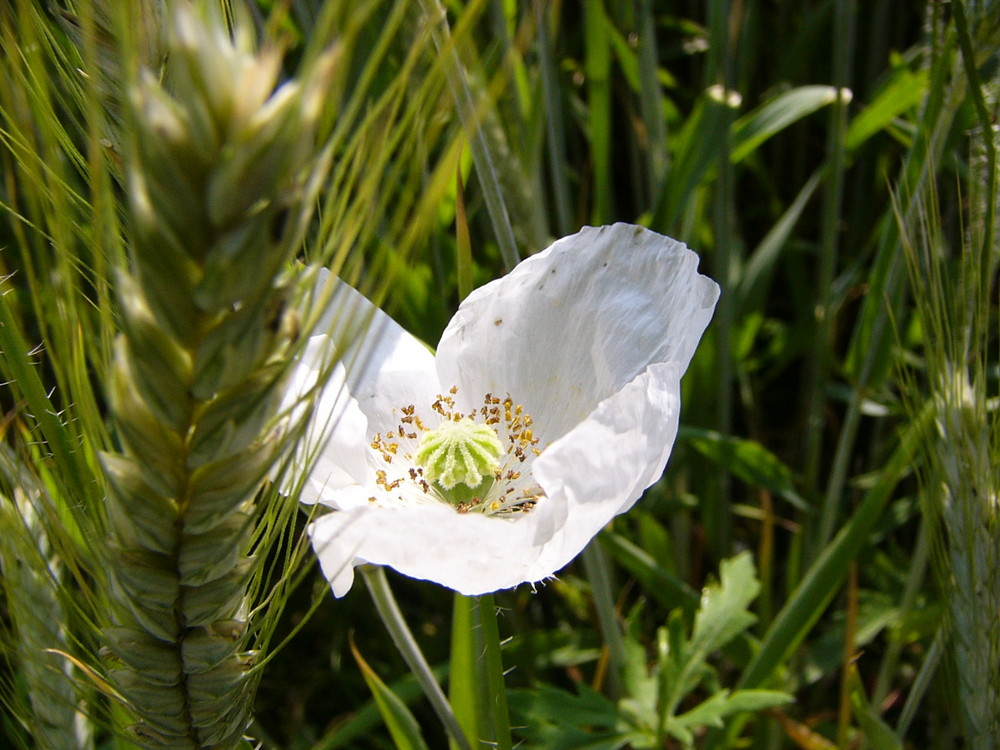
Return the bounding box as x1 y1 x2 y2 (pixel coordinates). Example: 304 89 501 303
368 388 543 514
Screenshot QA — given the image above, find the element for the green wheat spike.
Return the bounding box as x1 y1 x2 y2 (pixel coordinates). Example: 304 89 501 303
99 5 333 747
0 448 93 750
901 87 999 750
941 5 999 746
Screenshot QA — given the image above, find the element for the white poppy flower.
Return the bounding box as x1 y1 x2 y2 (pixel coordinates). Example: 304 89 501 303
293 224 719 597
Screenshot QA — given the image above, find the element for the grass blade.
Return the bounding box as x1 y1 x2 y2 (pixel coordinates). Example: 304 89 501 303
351 638 432 750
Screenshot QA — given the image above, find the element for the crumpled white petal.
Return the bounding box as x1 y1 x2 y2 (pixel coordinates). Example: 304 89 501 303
528 361 682 578
311 271 440 437
283 336 369 507
291 272 440 509
436 224 719 439
294 224 720 596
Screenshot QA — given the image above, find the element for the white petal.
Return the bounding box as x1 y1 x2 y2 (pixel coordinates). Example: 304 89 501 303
528 361 683 579
282 335 370 506
290 272 442 509
308 503 554 597
436 224 719 441
309 269 442 435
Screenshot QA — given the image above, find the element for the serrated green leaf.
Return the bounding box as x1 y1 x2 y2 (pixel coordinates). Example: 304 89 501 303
668 691 729 738
690 553 759 659
657 609 700 721
351 639 431 750
671 688 791 732
712 688 792 713
621 602 657 720
660 553 760 717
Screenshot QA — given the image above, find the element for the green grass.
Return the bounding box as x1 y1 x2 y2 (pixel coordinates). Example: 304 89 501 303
1 0 997 748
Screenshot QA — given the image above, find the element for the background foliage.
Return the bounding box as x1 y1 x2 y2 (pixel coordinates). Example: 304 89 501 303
1 0 997 748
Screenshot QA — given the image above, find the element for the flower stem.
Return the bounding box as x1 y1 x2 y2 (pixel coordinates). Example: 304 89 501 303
361 566 473 750
450 593 512 750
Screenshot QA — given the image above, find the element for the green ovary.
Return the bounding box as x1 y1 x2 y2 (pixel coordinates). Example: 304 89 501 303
415 417 503 495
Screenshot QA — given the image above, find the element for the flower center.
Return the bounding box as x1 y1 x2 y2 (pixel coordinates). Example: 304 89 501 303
369 388 544 515
414 417 503 500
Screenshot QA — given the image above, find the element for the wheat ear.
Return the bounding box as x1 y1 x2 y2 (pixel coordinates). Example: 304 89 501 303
0 447 93 750
100 6 331 747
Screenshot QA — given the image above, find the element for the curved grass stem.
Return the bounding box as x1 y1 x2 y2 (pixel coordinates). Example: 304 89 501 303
361 566 473 750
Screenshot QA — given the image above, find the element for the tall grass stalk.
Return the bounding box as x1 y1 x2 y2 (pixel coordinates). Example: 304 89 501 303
419 0 520 270
362 566 472 750
817 0 969 557
705 0 740 560
801 0 854 504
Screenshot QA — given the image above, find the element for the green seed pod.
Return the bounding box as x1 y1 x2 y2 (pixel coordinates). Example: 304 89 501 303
185 449 273 533
176 514 252 586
